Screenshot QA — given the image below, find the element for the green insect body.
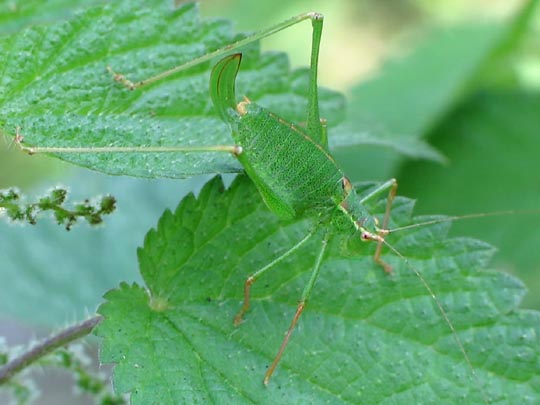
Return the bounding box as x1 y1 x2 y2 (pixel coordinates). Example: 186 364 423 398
210 53 379 238
208 47 394 384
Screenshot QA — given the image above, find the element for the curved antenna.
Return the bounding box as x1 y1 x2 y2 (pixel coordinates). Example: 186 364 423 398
380 238 489 405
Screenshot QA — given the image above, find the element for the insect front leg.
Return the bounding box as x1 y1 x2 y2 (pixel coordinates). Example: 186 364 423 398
360 178 398 273
233 228 317 326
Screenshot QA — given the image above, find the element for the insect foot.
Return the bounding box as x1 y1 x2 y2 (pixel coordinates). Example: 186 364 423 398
13 127 34 155
106 66 136 90
233 276 255 326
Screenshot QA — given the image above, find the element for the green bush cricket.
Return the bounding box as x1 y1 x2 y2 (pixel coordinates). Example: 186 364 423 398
15 11 493 397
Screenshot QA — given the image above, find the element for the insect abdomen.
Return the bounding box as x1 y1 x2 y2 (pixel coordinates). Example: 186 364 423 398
233 102 343 219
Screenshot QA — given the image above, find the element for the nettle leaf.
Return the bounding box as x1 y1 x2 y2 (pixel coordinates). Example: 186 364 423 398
0 0 346 178
96 176 540 403
398 90 540 310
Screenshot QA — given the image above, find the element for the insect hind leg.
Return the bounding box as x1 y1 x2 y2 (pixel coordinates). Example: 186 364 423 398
107 12 325 91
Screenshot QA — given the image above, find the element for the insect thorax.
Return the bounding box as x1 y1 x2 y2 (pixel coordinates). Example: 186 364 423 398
231 102 344 219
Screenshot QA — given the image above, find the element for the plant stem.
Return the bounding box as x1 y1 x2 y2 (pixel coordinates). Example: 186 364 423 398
0 315 103 384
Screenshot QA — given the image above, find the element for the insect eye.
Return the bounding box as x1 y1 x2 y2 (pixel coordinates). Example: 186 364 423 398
360 232 372 242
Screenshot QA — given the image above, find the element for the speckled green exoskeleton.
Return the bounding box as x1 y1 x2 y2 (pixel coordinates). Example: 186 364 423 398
17 12 478 388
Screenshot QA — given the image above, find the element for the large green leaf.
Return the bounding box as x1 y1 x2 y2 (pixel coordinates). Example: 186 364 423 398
397 90 540 310
0 0 346 178
96 176 540 403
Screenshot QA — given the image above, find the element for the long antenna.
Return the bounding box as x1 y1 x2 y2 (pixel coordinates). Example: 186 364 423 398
381 238 490 404
386 210 540 234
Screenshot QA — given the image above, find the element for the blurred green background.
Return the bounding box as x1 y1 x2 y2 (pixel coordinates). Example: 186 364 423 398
3 0 538 302
1 0 539 401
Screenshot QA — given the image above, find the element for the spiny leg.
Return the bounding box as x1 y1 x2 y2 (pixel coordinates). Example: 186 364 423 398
304 14 325 147
108 12 325 91
234 228 317 326
374 179 397 273
359 179 398 273
264 234 329 386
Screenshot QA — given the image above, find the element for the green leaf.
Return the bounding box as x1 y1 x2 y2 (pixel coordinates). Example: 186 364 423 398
338 0 539 180
96 176 540 403
0 1 346 178
329 124 448 163
397 90 540 310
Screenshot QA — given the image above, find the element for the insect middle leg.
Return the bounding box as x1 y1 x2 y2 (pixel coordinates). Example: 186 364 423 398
263 233 329 385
